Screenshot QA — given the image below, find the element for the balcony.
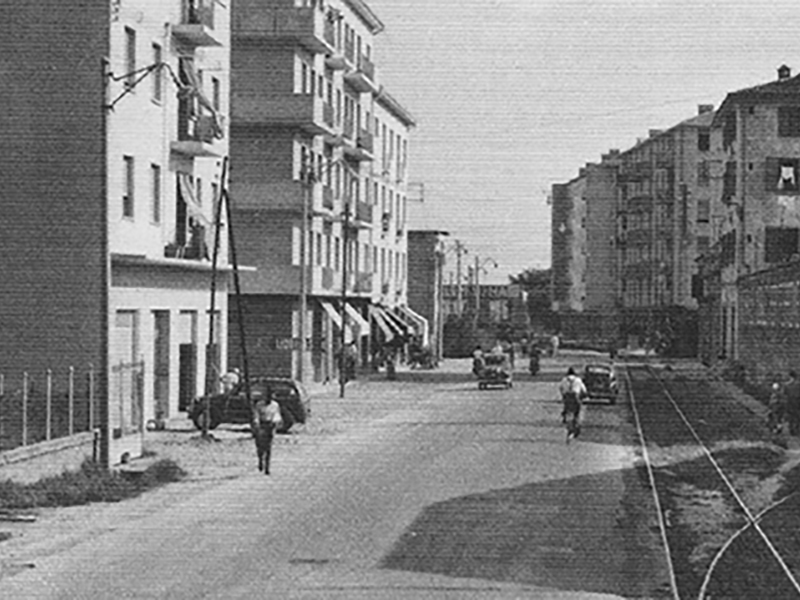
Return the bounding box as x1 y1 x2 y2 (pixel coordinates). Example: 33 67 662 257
232 93 333 136
173 0 222 47
344 37 355 65
344 55 377 93
342 116 354 140
171 111 223 157
357 129 374 154
233 6 332 54
164 223 210 262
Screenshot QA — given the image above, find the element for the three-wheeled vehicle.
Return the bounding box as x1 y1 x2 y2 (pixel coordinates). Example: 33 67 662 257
477 353 513 389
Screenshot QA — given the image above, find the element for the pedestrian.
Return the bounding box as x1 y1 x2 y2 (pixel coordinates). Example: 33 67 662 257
220 367 241 392
559 366 587 441
472 345 485 377
251 391 283 475
767 380 786 434
784 370 800 436
551 333 560 358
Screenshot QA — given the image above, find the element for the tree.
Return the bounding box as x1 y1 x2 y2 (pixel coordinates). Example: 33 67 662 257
509 268 558 332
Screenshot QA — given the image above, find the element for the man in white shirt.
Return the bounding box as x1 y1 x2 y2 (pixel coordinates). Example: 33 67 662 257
252 392 283 475
558 367 587 440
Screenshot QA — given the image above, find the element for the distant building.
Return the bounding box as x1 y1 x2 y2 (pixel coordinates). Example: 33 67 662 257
406 230 449 362
0 0 231 465
616 106 715 355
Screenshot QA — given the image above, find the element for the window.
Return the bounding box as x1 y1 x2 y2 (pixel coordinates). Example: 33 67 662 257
765 227 799 263
212 77 220 111
765 157 800 192
315 232 322 265
125 27 136 89
697 128 710 152
152 44 162 102
722 161 736 203
778 106 800 138
697 197 710 223
151 164 161 223
722 112 736 148
697 161 710 187
123 156 134 218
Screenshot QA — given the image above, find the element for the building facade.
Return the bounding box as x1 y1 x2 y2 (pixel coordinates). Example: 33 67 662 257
616 107 714 355
699 66 800 380
229 0 417 384
0 0 231 465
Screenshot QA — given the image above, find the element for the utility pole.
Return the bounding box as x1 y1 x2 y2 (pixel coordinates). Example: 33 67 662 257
339 177 352 399
298 166 313 383
452 240 467 315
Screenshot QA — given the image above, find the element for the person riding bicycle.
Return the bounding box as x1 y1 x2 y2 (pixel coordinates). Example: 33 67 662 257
559 367 587 440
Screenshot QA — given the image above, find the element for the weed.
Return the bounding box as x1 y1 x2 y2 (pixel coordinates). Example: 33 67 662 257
0 458 186 510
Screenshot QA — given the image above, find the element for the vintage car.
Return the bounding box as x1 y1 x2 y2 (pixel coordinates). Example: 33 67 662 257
582 363 618 404
189 377 310 433
476 353 513 390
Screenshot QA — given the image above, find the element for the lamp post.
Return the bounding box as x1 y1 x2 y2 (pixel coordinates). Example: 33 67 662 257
474 255 498 327
339 170 357 399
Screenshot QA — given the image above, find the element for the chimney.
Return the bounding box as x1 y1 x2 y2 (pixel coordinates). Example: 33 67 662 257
698 104 714 115
778 64 792 80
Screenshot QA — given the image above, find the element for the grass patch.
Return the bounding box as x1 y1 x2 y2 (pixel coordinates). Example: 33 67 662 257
0 458 186 510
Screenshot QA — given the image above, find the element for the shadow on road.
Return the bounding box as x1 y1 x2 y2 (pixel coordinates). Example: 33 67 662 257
380 465 667 598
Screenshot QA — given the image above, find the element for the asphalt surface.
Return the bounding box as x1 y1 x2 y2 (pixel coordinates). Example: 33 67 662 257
0 355 670 599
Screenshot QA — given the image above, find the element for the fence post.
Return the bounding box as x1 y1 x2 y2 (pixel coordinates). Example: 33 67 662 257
88 363 95 431
22 372 29 447
46 369 52 441
69 366 75 437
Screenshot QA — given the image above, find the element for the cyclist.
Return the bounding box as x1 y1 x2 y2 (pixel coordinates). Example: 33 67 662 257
559 367 587 441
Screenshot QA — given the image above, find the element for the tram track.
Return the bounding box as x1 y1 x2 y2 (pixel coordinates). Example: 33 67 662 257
622 361 800 599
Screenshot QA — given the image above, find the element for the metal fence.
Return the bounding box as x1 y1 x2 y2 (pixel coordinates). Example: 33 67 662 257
0 365 97 452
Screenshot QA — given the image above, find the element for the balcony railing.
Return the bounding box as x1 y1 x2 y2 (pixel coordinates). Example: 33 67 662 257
164 225 209 262
359 55 375 81
172 104 223 157
173 0 221 47
233 94 331 135
233 6 331 54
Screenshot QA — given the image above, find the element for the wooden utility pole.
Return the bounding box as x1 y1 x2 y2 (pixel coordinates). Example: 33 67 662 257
452 240 468 315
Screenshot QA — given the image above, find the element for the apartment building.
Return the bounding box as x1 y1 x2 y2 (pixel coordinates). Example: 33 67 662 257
699 66 800 378
229 0 416 383
616 107 714 355
550 156 618 345
0 0 230 465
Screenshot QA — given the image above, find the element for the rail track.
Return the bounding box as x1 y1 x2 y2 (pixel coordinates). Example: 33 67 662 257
622 361 800 599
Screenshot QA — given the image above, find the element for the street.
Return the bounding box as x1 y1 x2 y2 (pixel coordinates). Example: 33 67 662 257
0 356 670 599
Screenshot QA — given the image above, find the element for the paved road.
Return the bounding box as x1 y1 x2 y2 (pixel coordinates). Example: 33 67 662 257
0 356 670 599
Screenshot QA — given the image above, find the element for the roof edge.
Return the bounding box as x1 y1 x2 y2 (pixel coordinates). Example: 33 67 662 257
342 0 385 34
376 86 417 127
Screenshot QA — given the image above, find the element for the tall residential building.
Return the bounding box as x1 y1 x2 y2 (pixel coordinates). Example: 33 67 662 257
550 155 619 345
616 106 714 354
230 0 417 383
0 0 231 465
700 66 800 377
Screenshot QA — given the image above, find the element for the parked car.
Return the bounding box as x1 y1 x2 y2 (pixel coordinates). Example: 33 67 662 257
582 364 618 404
189 377 310 433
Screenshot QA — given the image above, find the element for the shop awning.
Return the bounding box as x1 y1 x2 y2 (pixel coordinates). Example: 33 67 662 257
344 303 370 336
397 305 429 347
378 305 410 337
320 301 342 329
369 305 394 341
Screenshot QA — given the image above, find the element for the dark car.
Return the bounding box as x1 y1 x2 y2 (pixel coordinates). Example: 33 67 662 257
189 377 310 433
583 364 618 404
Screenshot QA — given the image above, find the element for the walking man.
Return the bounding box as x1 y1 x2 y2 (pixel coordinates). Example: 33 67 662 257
559 366 587 441
784 370 800 436
252 392 283 475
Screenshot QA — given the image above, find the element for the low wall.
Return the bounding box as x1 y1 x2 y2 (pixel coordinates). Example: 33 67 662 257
0 431 98 484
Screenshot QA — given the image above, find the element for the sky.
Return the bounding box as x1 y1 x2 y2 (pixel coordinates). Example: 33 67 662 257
366 0 800 284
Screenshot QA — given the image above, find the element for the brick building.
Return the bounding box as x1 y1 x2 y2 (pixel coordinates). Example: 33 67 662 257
229 0 417 383
0 0 231 465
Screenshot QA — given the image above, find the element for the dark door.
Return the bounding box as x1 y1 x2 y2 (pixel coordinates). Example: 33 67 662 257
178 344 196 412
153 311 170 420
